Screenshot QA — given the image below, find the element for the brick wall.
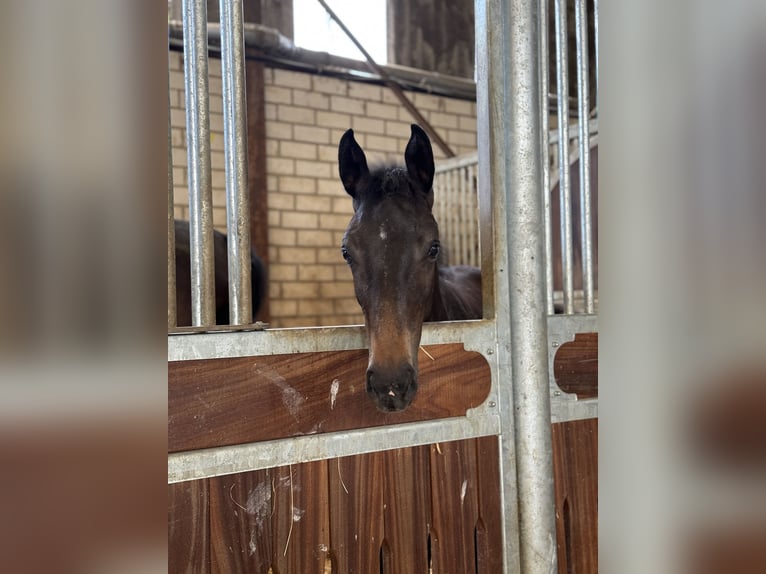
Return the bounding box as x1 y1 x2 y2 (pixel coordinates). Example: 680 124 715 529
169 51 478 327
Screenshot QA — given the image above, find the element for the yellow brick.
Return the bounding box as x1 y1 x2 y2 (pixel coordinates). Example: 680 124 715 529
312 75 348 95
330 96 365 115
292 89 330 111
298 264 335 281
297 230 333 246
320 282 356 298
429 112 458 129
298 299 335 316
267 157 295 176
293 125 330 145
365 102 399 120
352 116 385 134
283 282 319 298
295 160 331 179
282 211 318 229
268 192 295 211
268 264 298 281
348 82 382 101
265 85 292 104
444 98 474 116
316 111 352 129
270 300 298 316
278 176 316 194
279 247 317 263
277 104 315 125
296 194 333 212
280 141 317 160
273 69 312 90
270 228 297 246
266 121 293 141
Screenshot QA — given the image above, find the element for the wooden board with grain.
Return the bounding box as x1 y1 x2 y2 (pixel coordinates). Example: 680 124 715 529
553 332 598 398
168 343 491 452
168 438 504 573
552 418 598 574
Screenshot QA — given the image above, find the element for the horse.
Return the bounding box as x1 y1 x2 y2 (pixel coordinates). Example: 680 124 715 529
338 124 482 412
173 219 266 327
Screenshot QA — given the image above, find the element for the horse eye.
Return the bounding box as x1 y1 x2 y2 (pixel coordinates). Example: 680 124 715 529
427 242 440 260
341 246 353 264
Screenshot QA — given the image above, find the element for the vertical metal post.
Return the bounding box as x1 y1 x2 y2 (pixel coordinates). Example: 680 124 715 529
477 0 557 571
540 0 554 315
219 0 252 325
182 0 216 326
554 0 574 314
575 0 595 313
506 0 558 571
168 80 177 329
593 0 599 115
475 0 520 568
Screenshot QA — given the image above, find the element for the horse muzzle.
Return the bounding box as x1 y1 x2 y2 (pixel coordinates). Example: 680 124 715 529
366 363 417 412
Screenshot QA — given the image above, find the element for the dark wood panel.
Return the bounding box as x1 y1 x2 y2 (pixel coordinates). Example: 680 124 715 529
169 480 210 574
552 418 598 574
329 452 386 573
270 461 331 574
168 344 491 452
209 470 273 574
381 446 432 573
169 437 505 573
474 436 504 573
429 439 480 573
554 332 598 398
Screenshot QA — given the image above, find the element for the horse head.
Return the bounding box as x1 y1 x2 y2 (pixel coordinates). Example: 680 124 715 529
339 125 440 412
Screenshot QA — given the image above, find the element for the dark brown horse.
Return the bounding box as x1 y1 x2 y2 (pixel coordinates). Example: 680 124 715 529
339 125 482 412
174 219 265 327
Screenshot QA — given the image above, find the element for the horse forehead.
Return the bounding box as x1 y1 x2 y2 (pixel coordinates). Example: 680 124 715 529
362 197 433 234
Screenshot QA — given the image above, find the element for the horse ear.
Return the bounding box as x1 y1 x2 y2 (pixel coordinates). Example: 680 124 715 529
404 124 435 198
338 129 369 202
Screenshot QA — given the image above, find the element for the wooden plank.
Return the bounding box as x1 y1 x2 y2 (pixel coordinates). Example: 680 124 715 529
429 439 480 574
169 479 210 574
270 461 331 574
381 446 432 573
329 452 386 574
552 418 598 574
209 470 273 574
474 436 504 573
168 343 491 452
553 332 598 398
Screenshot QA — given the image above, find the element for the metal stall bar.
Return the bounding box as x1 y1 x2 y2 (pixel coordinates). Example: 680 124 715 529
554 0 575 314
475 0 520 568
219 0 252 325
505 0 558 571
594 0 599 115
182 0 216 326
540 0 554 315
168 84 177 329
575 0 595 313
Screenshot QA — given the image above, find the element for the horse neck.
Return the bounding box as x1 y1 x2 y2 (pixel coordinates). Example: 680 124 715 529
426 267 451 322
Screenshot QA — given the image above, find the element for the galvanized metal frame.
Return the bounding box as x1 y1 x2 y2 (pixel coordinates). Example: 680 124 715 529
168 0 597 571
219 0 252 325
182 0 216 326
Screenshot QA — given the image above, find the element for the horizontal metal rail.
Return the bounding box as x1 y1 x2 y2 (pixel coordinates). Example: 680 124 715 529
168 409 501 483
